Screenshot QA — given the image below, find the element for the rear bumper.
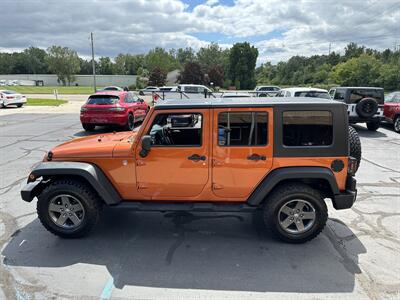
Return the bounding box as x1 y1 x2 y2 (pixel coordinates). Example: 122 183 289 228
332 176 357 210
349 115 384 123
80 114 127 126
1 98 27 106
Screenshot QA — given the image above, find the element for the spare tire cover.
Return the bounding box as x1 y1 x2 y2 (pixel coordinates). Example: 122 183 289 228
355 98 378 118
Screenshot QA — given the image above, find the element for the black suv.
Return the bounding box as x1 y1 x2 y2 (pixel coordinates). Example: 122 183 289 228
329 87 384 131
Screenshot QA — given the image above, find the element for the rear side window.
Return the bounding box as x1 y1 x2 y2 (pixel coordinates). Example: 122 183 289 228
283 111 333 146
294 91 330 99
218 112 268 146
87 95 119 105
350 89 384 103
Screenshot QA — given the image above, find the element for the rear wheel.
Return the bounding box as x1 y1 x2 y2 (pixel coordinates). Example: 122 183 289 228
263 183 328 243
348 126 361 172
393 116 400 133
124 113 135 130
366 120 380 131
16 103 23 108
37 179 102 238
82 123 95 131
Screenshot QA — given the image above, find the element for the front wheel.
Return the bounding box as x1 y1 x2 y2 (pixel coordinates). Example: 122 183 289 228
37 179 102 238
263 184 328 243
366 120 380 131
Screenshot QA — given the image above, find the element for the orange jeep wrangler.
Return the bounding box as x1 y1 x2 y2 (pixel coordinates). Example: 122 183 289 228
21 98 360 243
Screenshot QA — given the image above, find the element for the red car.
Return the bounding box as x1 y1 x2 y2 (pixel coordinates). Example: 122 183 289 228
80 91 149 131
384 92 400 133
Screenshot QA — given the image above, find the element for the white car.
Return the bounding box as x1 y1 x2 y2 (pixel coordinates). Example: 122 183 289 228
102 86 124 91
254 85 280 97
177 84 212 94
139 86 159 95
221 92 252 98
0 80 6 86
7 80 20 86
0 90 27 108
276 87 330 99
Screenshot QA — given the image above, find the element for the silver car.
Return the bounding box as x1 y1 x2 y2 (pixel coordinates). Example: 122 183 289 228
0 90 27 108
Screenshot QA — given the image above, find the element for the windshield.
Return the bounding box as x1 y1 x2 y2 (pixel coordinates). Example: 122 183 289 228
1 90 18 94
385 92 400 103
87 95 119 105
294 91 330 99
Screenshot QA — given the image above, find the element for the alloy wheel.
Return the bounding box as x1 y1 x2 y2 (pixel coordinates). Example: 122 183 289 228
48 194 85 229
278 199 316 234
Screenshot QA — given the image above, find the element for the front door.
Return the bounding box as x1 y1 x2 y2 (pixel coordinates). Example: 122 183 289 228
212 107 273 199
136 109 210 199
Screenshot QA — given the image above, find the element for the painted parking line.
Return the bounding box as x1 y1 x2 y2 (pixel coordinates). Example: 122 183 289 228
100 277 115 300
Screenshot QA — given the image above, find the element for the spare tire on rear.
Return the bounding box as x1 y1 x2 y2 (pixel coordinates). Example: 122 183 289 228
348 126 361 173
356 98 378 118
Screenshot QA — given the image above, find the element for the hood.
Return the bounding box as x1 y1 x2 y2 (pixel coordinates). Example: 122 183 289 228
51 131 137 159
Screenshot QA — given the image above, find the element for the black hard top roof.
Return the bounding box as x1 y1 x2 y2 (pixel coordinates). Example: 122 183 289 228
154 97 344 110
332 86 383 90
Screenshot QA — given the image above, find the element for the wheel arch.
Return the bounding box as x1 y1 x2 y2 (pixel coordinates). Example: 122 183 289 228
247 167 340 206
26 162 122 205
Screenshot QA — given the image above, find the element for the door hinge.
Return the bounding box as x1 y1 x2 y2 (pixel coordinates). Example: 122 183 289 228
212 183 223 190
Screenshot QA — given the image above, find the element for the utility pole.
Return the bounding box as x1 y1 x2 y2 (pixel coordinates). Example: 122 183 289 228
90 32 97 93
328 42 331 55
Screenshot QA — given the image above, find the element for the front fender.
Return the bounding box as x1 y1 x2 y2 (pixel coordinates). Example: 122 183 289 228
21 161 122 205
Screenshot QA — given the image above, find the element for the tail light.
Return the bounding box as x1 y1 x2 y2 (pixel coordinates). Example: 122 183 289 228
109 106 125 112
6 96 13 99
348 157 357 176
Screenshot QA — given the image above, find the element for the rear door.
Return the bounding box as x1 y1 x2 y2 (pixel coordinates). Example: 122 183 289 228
212 107 273 199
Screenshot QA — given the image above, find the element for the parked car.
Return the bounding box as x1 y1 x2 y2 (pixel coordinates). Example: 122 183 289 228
177 84 212 95
7 80 19 86
80 91 149 131
329 87 384 131
102 86 124 91
383 91 400 133
0 90 27 108
139 86 159 96
23 97 360 243
159 86 178 92
276 87 330 99
0 80 6 86
221 92 252 98
254 85 280 97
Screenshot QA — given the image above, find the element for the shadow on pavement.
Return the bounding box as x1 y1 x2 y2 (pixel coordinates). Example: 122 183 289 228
2 209 366 293
352 124 387 138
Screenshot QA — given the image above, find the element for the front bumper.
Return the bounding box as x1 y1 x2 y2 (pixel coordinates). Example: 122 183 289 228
21 179 43 202
332 176 357 210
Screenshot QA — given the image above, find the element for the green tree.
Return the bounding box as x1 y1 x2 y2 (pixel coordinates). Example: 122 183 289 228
176 47 195 66
22 47 48 74
98 57 114 75
178 61 204 84
207 65 224 87
377 62 400 90
329 54 382 86
229 42 258 89
196 42 228 73
46 46 80 85
148 67 167 86
145 47 179 73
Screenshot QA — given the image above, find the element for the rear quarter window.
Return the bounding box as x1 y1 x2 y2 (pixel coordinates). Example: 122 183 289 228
283 111 333 146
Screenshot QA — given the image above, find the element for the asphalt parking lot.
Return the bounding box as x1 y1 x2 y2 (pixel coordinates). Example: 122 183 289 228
0 105 399 299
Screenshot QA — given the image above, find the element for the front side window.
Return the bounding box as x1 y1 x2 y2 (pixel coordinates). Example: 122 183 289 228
147 113 202 146
218 112 268 146
283 111 333 146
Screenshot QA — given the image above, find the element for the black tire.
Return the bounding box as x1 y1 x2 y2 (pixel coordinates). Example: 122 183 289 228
263 183 328 243
355 98 378 118
37 179 102 238
17 103 23 108
348 126 361 172
366 120 380 131
394 116 400 133
82 123 95 131
124 113 135 130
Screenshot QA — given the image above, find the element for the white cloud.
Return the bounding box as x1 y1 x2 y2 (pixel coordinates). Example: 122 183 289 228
0 0 398 64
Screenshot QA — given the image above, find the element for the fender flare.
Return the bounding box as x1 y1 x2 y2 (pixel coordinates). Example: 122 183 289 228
246 167 340 206
27 161 122 205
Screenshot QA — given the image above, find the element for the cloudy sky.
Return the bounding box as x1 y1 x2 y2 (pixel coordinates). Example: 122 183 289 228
1 0 399 64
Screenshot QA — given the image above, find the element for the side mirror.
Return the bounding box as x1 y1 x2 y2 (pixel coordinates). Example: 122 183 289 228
140 135 152 157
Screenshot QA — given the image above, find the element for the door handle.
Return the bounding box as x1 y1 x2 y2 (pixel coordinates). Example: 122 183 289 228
247 154 266 161
188 154 206 162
